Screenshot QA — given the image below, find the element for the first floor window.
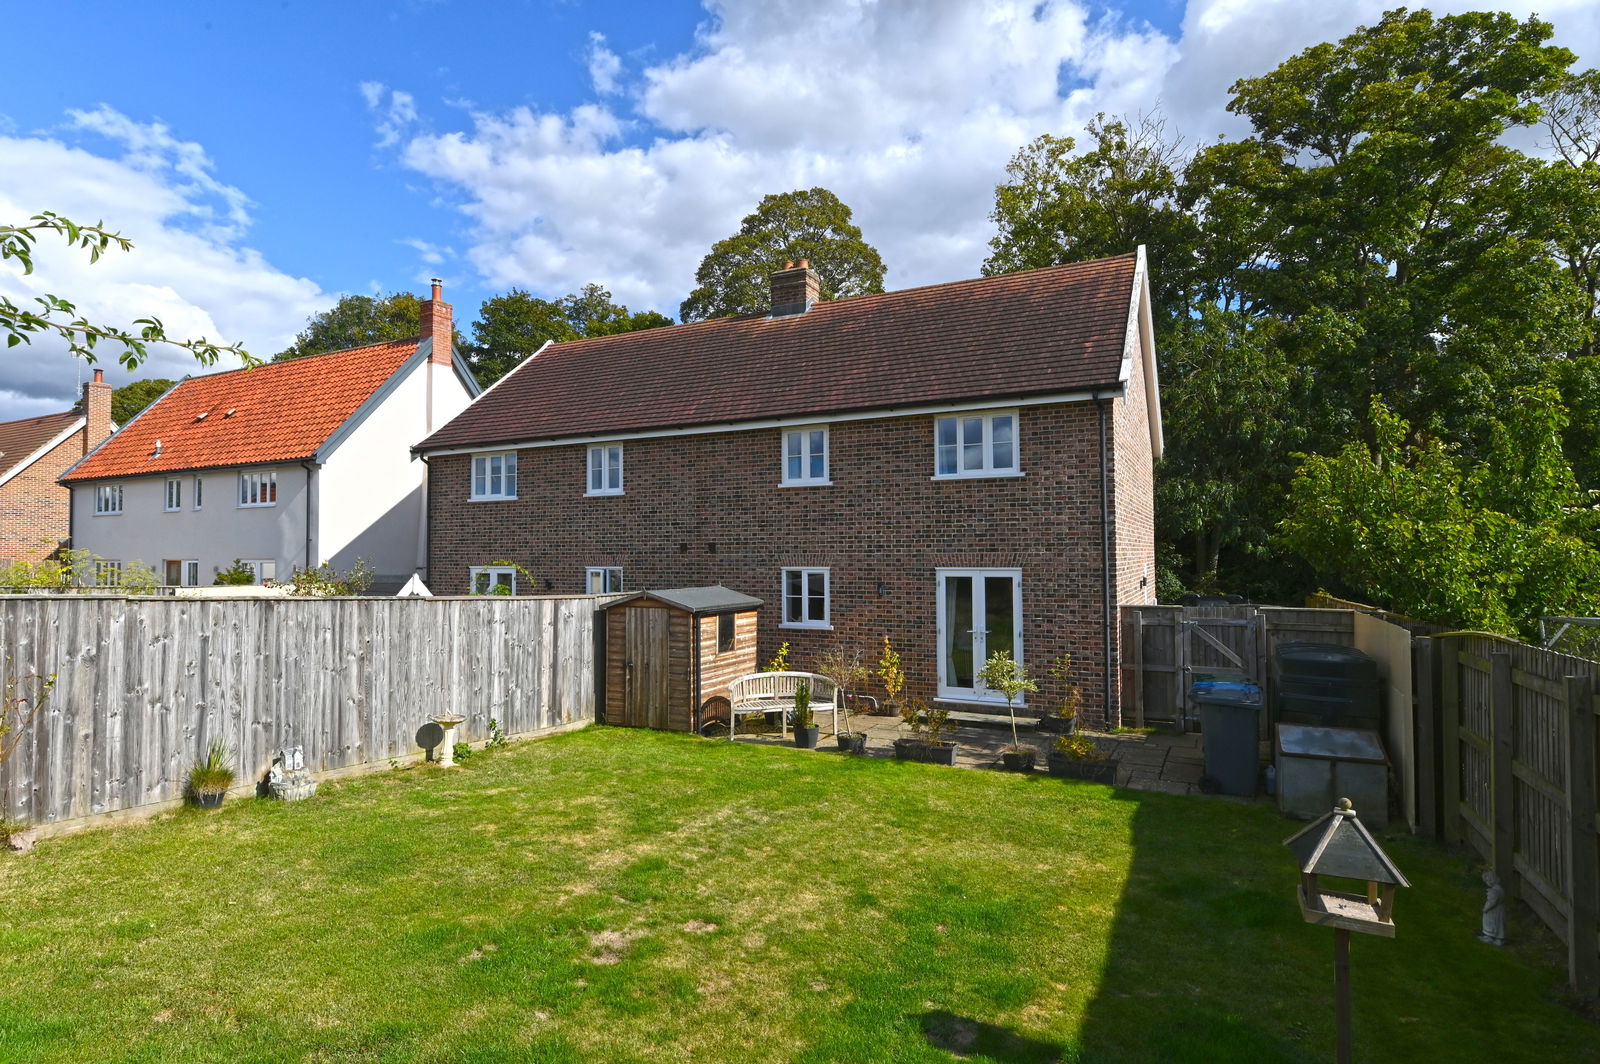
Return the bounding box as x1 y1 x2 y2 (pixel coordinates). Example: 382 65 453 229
471 566 517 595
585 567 623 594
95 560 123 585
587 444 623 495
164 478 182 511
239 470 277 506
193 476 203 509
471 451 518 500
94 484 123 514
934 411 1018 477
782 426 829 485
781 567 830 628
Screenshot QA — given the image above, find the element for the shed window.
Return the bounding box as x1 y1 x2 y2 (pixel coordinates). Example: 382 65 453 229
718 613 735 653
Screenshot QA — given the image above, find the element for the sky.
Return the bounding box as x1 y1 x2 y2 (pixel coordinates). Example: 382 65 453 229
1 0 1595 422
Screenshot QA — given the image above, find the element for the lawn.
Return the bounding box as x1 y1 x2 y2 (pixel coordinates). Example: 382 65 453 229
0 726 1594 1063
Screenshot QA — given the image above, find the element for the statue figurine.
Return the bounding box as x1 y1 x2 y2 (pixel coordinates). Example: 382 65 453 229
1478 870 1506 946
289 746 305 772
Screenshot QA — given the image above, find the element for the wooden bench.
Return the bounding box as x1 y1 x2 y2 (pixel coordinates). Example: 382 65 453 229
727 671 839 738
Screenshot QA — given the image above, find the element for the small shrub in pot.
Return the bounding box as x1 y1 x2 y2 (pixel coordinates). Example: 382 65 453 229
792 680 820 749
188 738 235 809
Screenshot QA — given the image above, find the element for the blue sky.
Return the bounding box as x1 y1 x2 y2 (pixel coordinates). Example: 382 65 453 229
0 0 1592 420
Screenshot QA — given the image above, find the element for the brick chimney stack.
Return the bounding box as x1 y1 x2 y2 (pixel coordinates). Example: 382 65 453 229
83 368 112 450
770 258 820 316
419 278 453 365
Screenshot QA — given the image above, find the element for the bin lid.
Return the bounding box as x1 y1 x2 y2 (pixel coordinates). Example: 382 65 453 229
1275 723 1387 763
1191 680 1260 695
1192 681 1262 706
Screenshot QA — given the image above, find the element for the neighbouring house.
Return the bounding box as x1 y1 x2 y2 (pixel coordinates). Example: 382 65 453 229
61 282 480 591
416 251 1161 725
0 370 115 565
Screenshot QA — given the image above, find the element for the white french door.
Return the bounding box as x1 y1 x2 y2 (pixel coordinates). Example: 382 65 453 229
936 568 1022 703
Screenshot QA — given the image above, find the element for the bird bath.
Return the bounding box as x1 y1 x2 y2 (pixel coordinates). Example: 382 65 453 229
431 714 467 766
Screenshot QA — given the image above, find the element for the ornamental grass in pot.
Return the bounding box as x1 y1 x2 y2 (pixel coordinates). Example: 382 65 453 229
188 738 235 809
792 680 820 749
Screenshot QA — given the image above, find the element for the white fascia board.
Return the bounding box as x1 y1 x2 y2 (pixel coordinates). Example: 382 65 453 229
0 416 86 489
417 388 1124 458
1137 248 1165 459
470 339 554 405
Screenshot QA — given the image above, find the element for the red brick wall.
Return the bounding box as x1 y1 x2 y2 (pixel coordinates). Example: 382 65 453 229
1107 323 1160 725
430 400 1155 725
0 428 84 564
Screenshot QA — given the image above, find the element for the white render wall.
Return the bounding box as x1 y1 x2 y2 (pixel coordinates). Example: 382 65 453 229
317 359 475 584
70 463 310 583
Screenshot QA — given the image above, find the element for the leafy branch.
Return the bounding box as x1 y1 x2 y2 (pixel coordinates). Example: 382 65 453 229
2 212 255 369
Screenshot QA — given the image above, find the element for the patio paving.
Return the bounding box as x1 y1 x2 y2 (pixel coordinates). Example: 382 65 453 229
728 713 1261 800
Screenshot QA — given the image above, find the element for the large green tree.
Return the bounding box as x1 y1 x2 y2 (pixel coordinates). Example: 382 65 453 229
467 284 671 385
273 292 429 361
109 378 175 425
680 188 886 321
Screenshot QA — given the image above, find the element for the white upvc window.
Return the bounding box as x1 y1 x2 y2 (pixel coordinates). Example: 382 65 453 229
95 560 122 585
934 411 1020 478
586 567 623 594
780 567 831 629
470 451 518 501
587 444 623 495
164 478 182 511
470 565 517 595
241 559 277 584
238 470 277 507
781 426 830 486
94 484 123 515
184 560 200 586
192 476 203 510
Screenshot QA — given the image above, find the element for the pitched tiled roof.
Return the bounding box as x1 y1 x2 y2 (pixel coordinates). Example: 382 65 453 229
62 339 418 482
418 253 1138 452
0 411 81 481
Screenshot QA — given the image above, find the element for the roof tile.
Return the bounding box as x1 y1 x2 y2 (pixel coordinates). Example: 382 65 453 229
0 411 81 480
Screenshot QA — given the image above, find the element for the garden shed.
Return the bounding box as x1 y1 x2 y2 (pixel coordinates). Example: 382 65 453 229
600 586 762 732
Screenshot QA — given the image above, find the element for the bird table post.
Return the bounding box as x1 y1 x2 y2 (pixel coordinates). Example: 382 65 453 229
1285 798 1409 1064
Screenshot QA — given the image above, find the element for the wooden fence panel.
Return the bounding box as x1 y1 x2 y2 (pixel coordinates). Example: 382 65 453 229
0 595 601 828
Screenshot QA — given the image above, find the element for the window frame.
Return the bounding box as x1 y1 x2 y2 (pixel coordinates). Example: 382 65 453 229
586 444 624 496
470 451 518 501
585 566 623 594
780 425 831 486
932 410 1022 479
470 565 517 596
164 477 182 512
95 559 123 586
192 476 203 510
717 612 736 653
183 560 200 586
780 567 831 630
240 559 277 584
238 470 278 508
93 483 123 515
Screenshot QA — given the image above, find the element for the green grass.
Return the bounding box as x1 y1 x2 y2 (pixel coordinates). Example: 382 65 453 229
0 727 1594 1063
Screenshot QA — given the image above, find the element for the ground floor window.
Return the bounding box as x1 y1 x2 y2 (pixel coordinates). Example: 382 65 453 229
95 559 123 585
781 567 830 629
243 559 277 584
586 566 623 594
936 568 1022 703
164 560 201 586
471 565 517 596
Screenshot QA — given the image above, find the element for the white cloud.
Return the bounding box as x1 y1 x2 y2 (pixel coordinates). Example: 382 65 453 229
379 0 1596 321
361 81 419 148
588 32 624 96
0 113 328 421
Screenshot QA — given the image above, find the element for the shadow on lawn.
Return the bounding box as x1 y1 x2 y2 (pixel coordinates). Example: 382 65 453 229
920 1009 1063 1061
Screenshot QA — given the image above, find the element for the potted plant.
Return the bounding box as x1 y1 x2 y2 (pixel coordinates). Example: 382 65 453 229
893 698 958 765
792 680 820 749
1036 653 1083 735
873 635 905 716
188 737 235 809
819 649 869 754
978 650 1039 772
1047 734 1117 784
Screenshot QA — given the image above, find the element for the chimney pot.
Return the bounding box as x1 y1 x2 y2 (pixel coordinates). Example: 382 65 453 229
797 258 809 269
83 367 113 450
93 369 104 383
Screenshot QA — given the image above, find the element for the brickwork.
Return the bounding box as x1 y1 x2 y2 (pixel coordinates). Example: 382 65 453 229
430 397 1158 725
1106 326 1159 723
0 430 81 563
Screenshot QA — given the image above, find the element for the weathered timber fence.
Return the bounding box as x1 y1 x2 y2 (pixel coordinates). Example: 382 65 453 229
1424 632 1599 997
0 594 604 829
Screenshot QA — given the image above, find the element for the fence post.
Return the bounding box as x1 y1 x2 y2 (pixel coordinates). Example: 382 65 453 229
1491 651 1515 893
1441 637 1462 845
1414 637 1440 839
1567 674 1599 998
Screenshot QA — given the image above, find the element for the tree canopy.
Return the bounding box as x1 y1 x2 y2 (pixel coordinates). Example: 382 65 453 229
109 378 175 425
273 292 434 361
680 188 886 321
467 284 671 386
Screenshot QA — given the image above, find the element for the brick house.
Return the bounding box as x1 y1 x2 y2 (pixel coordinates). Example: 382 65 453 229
0 370 114 565
60 283 479 591
416 251 1162 725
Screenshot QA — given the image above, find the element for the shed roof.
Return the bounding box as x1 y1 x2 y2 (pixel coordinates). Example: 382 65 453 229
605 586 764 615
418 252 1140 452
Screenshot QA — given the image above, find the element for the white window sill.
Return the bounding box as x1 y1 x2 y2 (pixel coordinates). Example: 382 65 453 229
778 480 833 488
935 695 1031 710
469 495 518 503
93 512 122 517
585 490 624 497
237 504 278 509
780 622 834 631
931 470 1026 481
163 508 180 513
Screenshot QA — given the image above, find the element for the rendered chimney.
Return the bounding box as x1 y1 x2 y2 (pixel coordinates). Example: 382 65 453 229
83 368 112 450
770 259 819 316
419 278 453 365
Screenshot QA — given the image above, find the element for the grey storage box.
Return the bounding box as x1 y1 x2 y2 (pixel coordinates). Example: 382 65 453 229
1275 724 1390 830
